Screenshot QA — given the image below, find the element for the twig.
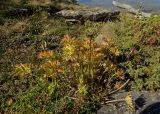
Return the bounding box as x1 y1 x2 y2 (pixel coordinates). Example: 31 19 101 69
102 99 125 104
107 79 130 95
68 97 78 100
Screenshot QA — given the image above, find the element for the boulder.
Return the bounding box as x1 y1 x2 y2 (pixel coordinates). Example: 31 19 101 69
56 9 120 22
112 1 151 18
7 7 33 17
96 90 160 114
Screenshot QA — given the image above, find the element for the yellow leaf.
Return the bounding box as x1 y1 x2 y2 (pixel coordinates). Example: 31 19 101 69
13 63 32 76
125 93 134 112
6 98 13 106
115 49 120 56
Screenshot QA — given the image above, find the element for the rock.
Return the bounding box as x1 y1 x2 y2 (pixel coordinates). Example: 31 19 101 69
96 91 160 114
97 102 130 114
54 0 77 4
7 7 33 17
95 33 107 45
56 9 120 22
95 24 113 45
140 102 160 114
97 105 116 114
112 1 151 18
65 19 80 24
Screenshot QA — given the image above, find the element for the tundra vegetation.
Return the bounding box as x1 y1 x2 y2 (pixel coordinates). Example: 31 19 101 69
0 0 160 113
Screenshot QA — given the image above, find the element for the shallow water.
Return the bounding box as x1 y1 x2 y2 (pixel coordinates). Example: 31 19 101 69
78 0 160 12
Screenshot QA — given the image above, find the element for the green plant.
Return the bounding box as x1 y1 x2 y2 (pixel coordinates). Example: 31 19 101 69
24 23 43 35
0 16 5 25
5 34 126 113
106 16 160 90
1 4 159 113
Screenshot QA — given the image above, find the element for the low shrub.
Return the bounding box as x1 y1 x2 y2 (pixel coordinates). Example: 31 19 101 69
3 35 127 113
107 16 160 90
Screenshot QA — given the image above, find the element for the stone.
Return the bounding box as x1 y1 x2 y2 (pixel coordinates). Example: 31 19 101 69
56 9 120 22
96 91 160 114
112 1 151 18
97 105 117 114
7 8 33 17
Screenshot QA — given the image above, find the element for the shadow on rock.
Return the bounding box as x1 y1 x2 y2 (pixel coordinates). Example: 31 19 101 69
139 102 160 114
135 94 146 111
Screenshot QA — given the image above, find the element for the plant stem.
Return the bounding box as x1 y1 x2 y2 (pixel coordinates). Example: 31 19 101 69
89 36 94 87
103 99 125 104
108 79 130 95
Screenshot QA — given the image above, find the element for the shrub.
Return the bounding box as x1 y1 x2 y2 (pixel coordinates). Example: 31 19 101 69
7 35 126 113
107 16 160 90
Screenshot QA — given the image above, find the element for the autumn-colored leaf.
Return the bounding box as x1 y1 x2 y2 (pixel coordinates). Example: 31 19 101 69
13 63 32 76
125 93 134 113
6 98 13 106
38 50 54 59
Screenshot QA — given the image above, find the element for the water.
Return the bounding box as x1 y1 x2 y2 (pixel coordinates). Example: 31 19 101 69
78 0 160 13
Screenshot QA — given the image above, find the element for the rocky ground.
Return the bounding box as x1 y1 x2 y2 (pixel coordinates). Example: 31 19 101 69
95 90 160 114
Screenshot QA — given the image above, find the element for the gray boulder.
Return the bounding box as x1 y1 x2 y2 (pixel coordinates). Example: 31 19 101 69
96 91 160 114
56 9 120 21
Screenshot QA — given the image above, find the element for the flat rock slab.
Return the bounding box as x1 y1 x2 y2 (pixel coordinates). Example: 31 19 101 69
56 9 120 21
96 91 160 114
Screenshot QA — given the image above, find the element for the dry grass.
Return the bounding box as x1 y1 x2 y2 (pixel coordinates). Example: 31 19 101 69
27 0 52 6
